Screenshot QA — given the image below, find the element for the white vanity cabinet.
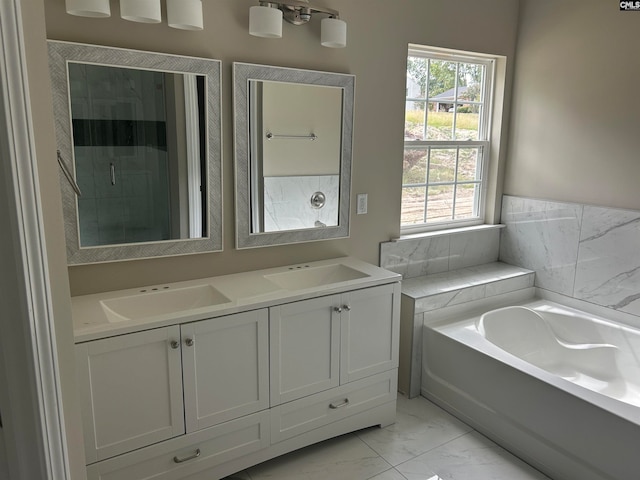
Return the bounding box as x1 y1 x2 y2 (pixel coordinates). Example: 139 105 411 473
73 258 401 480
340 283 400 383
77 309 269 466
181 310 269 432
269 294 341 405
269 283 400 443
76 325 186 463
270 283 400 405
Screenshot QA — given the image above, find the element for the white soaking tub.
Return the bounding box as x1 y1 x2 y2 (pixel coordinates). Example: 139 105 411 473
422 298 640 480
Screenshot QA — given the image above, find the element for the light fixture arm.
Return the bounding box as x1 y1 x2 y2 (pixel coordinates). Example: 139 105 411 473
259 0 340 25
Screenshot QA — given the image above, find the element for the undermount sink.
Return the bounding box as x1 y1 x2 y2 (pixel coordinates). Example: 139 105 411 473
264 263 370 290
100 284 231 322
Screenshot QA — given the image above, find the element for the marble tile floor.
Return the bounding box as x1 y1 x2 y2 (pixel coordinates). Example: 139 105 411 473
223 394 551 480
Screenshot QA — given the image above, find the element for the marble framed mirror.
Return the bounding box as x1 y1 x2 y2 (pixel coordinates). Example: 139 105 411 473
233 62 355 249
48 41 222 264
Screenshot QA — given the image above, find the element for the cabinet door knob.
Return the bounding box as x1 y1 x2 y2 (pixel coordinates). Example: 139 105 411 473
173 448 200 463
342 305 351 311
169 340 180 349
333 306 343 313
185 338 194 347
329 398 349 409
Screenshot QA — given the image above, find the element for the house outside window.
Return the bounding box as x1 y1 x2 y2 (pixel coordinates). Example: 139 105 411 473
402 45 495 232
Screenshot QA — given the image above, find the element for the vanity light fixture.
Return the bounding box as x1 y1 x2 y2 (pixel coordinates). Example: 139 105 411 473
120 0 162 23
66 0 204 30
65 0 111 17
249 0 347 48
249 4 283 38
167 0 204 30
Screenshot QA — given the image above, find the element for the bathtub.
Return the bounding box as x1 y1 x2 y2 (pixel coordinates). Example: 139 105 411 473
422 298 640 480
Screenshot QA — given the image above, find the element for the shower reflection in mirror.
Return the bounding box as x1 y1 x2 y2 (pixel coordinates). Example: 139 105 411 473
233 62 354 249
69 63 207 247
248 80 342 233
49 41 223 264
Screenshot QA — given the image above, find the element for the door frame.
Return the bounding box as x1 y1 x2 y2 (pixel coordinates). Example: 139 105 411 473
0 0 70 478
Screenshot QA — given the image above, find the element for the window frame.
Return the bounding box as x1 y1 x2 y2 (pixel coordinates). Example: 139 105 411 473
401 45 497 234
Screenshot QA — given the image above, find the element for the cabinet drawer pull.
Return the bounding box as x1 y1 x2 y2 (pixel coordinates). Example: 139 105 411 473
173 448 201 463
169 340 180 349
333 306 342 313
342 305 351 311
185 338 194 347
329 398 349 409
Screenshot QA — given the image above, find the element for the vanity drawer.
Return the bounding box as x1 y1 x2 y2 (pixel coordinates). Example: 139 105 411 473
86 411 269 480
270 370 397 443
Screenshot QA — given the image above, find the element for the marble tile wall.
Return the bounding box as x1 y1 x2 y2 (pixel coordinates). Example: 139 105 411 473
500 195 640 318
263 175 339 232
402 262 535 314
399 262 534 398
379 227 501 279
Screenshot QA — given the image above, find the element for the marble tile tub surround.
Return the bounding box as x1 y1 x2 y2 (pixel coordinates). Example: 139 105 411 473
400 263 534 398
263 174 339 232
402 262 534 314
380 225 502 279
500 195 640 320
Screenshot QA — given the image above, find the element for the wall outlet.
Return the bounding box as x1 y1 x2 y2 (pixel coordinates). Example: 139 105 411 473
357 193 368 214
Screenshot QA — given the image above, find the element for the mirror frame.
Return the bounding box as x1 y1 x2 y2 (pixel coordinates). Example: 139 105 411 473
233 62 355 249
48 41 223 264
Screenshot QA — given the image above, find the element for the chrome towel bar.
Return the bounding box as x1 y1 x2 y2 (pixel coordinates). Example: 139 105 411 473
56 150 82 197
266 132 317 141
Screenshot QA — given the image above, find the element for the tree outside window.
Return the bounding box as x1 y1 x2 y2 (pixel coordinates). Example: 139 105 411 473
402 47 494 230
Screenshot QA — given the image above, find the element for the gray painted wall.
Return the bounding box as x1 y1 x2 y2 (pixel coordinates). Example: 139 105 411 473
505 0 640 210
41 0 520 295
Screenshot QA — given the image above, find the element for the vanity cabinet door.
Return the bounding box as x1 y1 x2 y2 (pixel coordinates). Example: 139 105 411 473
76 326 185 464
270 295 341 405
340 283 401 384
181 309 269 432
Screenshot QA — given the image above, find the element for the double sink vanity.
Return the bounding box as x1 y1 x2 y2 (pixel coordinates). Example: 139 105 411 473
48 39 399 479
72 257 401 480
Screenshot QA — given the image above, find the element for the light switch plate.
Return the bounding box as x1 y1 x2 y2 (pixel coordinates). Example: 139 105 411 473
357 194 368 214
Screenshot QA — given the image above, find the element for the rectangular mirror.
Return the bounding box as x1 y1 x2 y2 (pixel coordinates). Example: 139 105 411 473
233 63 355 249
48 41 222 264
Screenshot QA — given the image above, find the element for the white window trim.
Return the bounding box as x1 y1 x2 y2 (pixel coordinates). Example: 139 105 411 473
402 44 499 234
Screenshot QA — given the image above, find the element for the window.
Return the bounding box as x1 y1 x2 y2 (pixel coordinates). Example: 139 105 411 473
402 45 495 232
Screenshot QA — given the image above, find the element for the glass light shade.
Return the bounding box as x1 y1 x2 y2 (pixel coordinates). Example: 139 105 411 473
321 17 347 48
120 0 161 23
167 0 203 30
249 5 283 38
65 0 110 17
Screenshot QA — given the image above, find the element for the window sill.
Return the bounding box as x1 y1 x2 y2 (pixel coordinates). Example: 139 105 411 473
392 223 504 243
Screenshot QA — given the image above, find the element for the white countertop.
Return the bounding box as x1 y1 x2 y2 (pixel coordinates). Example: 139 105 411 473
72 257 401 343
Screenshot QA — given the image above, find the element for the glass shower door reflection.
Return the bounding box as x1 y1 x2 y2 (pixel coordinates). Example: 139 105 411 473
70 62 205 248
